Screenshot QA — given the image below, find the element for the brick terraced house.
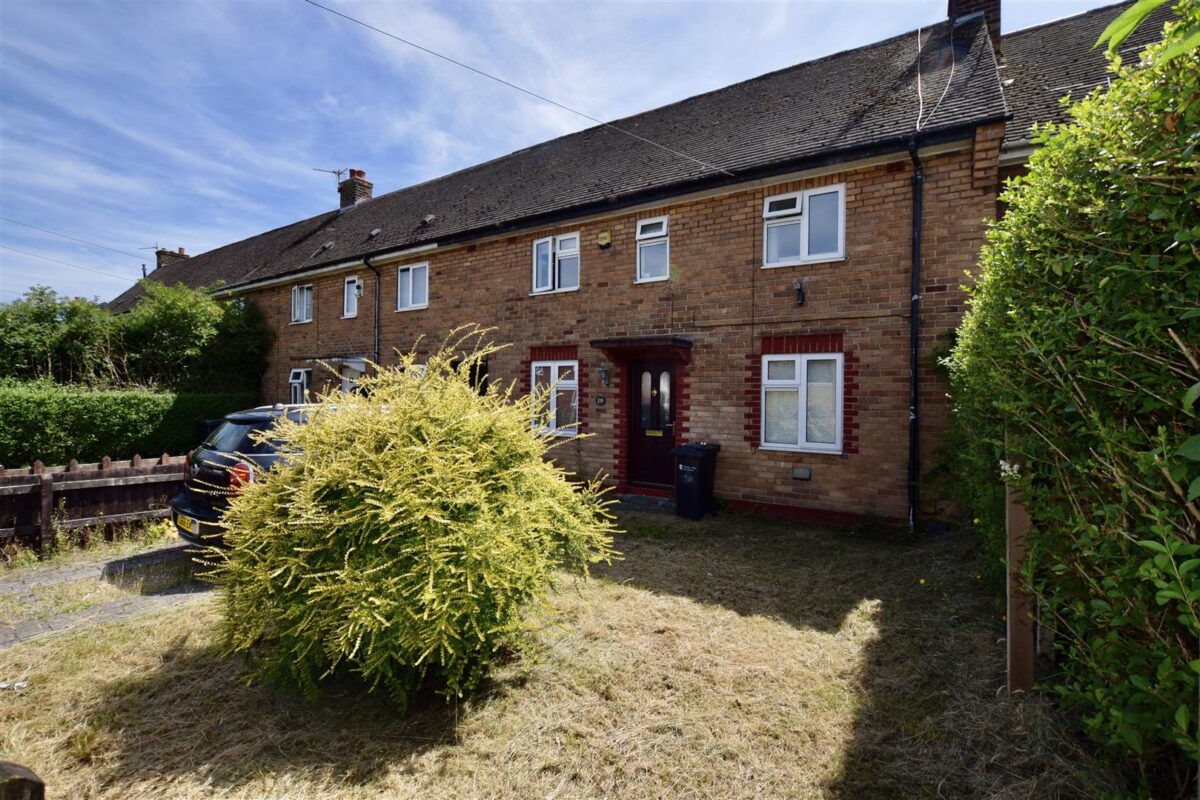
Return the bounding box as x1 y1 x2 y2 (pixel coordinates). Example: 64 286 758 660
110 0 1170 527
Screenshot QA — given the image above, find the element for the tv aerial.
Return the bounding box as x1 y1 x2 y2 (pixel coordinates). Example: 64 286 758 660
313 167 347 186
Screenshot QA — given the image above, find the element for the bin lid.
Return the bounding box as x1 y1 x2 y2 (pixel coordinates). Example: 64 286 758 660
671 442 721 457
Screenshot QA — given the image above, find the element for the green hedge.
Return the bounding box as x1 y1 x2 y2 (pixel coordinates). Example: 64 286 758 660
0 381 255 467
946 5 1198 794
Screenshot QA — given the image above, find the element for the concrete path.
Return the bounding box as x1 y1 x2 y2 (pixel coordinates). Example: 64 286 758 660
0 542 213 649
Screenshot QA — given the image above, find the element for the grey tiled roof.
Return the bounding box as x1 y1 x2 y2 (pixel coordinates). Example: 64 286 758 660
999 0 1174 149
109 15 1004 311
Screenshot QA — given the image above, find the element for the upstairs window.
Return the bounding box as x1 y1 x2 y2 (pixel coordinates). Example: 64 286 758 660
532 233 580 294
343 276 361 318
396 263 429 311
288 368 311 404
531 360 579 436
290 284 313 324
636 216 669 283
760 353 843 453
762 184 845 267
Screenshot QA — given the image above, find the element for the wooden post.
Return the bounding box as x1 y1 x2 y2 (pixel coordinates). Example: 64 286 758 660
37 474 54 556
0 761 44 800
1006 451 1035 693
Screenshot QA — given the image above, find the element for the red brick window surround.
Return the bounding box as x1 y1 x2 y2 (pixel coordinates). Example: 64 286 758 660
744 333 859 454
520 345 588 430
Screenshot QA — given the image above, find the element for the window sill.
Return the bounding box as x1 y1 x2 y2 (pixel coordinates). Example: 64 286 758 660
529 286 580 297
758 443 843 455
762 255 846 269
289 319 313 325
340 313 358 320
634 275 670 285
395 304 429 313
535 427 580 438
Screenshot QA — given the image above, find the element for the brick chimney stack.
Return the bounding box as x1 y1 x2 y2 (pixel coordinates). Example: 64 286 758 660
338 169 373 209
948 0 1001 58
154 246 189 271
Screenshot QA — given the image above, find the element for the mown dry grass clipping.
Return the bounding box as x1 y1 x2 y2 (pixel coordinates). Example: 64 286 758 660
0 511 1118 799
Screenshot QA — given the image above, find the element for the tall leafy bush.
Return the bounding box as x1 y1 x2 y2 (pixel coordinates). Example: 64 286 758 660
0 282 272 391
213 333 618 707
947 4 1199 793
0 381 253 466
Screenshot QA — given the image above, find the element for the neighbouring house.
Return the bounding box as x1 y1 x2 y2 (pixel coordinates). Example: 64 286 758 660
108 0 1170 527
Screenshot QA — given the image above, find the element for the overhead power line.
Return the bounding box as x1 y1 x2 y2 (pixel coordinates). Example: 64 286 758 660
302 0 735 178
0 216 145 260
0 245 132 281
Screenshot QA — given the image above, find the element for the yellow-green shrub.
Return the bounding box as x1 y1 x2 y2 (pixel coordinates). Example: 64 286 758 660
211 332 618 707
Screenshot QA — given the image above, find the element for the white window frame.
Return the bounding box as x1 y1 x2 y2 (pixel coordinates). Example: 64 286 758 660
342 276 361 318
762 183 846 268
288 368 311 404
290 284 313 324
531 233 580 295
531 359 579 436
635 215 670 284
759 353 843 453
395 262 429 312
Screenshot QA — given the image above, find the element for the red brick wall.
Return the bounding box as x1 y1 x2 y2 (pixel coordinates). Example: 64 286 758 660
247 133 999 522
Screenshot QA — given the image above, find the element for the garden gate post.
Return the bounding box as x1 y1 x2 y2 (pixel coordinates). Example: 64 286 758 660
1005 449 1035 693
37 474 54 556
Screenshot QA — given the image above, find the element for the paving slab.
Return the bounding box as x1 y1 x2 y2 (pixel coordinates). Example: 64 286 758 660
0 540 214 649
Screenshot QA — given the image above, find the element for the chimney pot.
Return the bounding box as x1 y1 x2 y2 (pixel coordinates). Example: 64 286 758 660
338 168 374 209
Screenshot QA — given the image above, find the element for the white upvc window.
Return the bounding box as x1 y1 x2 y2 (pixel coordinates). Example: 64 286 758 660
531 233 580 294
762 183 845 268
290 284 313 323
288 368 311 404
396 262 429 311
342 276 361 318
531 360 579 436
760 353 843 453
635 216 669 283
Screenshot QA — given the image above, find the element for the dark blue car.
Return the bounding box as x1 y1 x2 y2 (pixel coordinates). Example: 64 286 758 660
170 404 309 546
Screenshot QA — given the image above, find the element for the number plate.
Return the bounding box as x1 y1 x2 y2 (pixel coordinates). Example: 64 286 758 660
175 512 196 534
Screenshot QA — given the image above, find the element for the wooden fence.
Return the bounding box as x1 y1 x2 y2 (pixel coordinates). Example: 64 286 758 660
0 455 187 553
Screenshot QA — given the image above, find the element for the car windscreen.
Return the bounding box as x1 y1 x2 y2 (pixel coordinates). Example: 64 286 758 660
202 421 279 455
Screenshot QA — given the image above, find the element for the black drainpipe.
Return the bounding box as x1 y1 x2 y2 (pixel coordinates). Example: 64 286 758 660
365 257 382 366
907 137 923 536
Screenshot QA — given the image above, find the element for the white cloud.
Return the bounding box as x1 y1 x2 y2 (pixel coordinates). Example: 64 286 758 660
0 0 1122 300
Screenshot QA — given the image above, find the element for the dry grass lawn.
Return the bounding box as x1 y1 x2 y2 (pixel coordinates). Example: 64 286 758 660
0 511 1118 799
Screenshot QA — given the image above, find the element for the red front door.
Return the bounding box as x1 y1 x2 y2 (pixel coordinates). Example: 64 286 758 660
628 360 676 488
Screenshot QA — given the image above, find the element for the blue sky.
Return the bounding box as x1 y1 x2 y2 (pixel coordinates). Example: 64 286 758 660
0 0 1122 303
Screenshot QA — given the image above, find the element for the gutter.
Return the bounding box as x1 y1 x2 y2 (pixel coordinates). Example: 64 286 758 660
210 243 437 297
907 136 924 536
